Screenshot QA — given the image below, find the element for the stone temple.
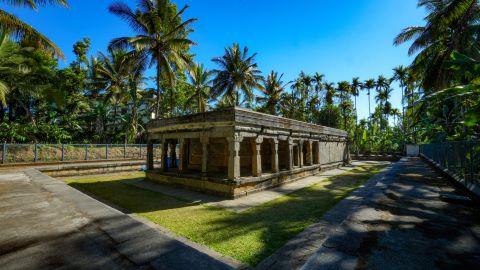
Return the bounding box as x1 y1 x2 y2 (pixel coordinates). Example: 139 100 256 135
145 107 349 198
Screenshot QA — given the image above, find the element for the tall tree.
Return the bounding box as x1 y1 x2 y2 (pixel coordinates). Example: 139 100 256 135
350 77 362 124
364 79 375 117
337 81 351 130
186 63 212 113
94 49 131 137
257 71 288 115
394 0 480 91
392 65 409 145
109 0 196 117
211 43 263 106
0 0 67 58
324 82 336 106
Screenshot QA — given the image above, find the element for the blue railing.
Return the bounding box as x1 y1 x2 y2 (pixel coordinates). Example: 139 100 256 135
0 143 159 164
419 141 479 186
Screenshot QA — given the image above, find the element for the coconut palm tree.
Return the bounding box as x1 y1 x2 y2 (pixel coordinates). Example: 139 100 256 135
186 63 212 113
351 77 362 124
257 71 288 115
313 72 324 94
392 65 409 113
211 43 263 106
364 79 375 117
312 72 324 109
394 0 480 91
390 108 401 126
94 49 131 133
126 54 147 143
392 65 409 146
109 0 197 117
375 85 393 130
0 0 67 58
0 31 20 107
337 81 351 129
324 82 335 106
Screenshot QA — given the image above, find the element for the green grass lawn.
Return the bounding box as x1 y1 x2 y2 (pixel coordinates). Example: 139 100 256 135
64 164 386 266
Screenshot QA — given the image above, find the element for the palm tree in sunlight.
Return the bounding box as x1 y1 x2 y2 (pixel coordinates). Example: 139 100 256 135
0 0 68 58
257 71 288 115
351 77 362 124
211 43 263 106
363 79 375 118
337 81 352 129
109 0 197 117
186 63 212 113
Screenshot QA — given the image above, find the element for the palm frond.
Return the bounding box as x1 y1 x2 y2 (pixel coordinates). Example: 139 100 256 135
0 9 64 58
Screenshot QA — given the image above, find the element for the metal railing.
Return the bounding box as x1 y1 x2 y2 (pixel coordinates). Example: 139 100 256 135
419 141 479 186
0 143 160 164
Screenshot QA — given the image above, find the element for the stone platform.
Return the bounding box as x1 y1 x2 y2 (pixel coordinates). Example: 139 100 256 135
147 162 344 198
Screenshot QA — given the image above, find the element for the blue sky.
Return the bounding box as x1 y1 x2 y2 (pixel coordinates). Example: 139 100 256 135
2 0 425 120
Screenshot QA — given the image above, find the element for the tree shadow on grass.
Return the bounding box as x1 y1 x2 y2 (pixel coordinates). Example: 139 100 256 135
66 164 389 266
68 178 200 214
191 165 389 265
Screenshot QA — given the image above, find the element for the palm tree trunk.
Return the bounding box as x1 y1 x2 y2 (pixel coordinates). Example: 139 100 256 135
235 90 239 106
368 89 371 117
155 61 161 118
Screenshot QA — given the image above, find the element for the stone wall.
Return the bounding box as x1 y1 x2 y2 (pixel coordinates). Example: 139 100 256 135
320 141 346 165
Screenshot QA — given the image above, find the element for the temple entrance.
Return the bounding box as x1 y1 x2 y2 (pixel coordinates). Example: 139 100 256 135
261 138 273 173
293 144 299 167
278 140 289 171
313 141 320 164
240 138 253 177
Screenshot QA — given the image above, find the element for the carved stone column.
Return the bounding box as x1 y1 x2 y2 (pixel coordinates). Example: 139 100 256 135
146 139 154 170
170 141 177 168
271 138 279 173
344 138 351 164
200 136 209 175
160 139 168 172
178 138 185 172
306 140 313 166
299 139 304 168
287 138 294 170
252 136 263 177
227 135 242 180
314 141 321 164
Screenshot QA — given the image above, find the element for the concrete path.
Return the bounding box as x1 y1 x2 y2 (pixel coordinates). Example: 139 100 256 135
0 169 243 270
128 161 389 213
301 158 480 270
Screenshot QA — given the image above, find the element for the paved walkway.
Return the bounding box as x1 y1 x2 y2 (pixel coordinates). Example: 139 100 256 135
0 169 242 270
301 158 480 270
128 161 389 213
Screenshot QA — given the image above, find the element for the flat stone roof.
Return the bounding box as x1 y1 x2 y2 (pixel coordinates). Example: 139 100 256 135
148 107 347 137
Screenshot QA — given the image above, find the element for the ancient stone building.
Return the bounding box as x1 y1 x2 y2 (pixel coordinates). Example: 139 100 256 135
146 107 349 198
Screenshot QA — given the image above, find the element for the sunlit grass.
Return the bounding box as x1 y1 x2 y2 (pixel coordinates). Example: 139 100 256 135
64 164 386 266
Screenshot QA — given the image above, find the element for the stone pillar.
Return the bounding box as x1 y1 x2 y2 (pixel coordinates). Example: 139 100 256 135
178 138 185 172
227 135 242 180
201 136 209 175
287 138 294 170
299 140 304 168
271 138 279 173
314 141 321 164
160 139 168 172
147 140 154 170
252 136 263 177
170 141 177 168
344 138 351 164
306 140 313 166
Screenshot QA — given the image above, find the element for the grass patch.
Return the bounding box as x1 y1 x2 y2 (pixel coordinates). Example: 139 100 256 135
65 164 386 266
